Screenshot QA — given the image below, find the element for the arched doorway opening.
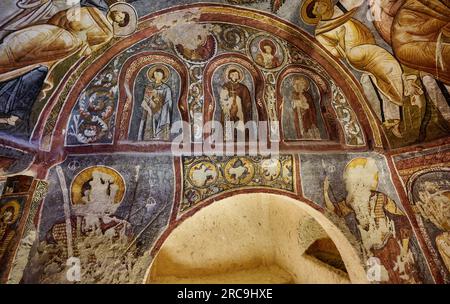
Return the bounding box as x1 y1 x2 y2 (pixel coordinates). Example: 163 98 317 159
146 193 368 284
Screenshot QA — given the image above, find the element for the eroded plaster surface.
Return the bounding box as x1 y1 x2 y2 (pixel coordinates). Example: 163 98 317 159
0 0 449 284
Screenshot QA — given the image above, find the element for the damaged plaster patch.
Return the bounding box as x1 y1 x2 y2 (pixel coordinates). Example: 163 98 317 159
25 229 152 284
153 9 218 50
163 23 216 50
7 230 36 284
153 8 202 31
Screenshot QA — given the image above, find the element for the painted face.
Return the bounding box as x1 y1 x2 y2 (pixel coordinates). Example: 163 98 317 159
229 71 240 82
111 11 126 23
294 78 307 92
313 1 329 17
263 45 273 54
154 71 164 83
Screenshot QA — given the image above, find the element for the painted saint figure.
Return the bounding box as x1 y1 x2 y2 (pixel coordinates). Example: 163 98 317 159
139 65 173 141
0 201 20 262
299 0 450 145
255 39 281 69
0 4 136 141
323 158 420 283
73 168 124 233
220 66 253 125
287 75 321 139
219 66 253 140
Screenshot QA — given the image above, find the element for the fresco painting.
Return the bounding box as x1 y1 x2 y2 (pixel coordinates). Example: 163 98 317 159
395 147 450 283
281 73 327 140
129 63 182 142
300 153 434 283
0 0 448 284
21 154 174 283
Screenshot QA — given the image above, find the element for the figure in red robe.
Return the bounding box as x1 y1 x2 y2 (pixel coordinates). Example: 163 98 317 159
255 39 281 69
291 75 321 139
221 67 253 125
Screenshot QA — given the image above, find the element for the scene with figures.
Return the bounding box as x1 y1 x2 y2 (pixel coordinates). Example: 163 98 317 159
0 0 449 285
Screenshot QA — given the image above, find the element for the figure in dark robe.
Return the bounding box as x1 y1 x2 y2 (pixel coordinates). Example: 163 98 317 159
0 66 47 139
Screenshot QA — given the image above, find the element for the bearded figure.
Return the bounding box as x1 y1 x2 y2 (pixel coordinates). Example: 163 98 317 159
221 66 253 125
324 158 420 283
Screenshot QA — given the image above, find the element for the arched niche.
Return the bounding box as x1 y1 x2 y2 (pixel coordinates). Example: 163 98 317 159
115 52 189 143
406 167 450 282
60 52 188 147
145 193 368 284
35 4 379 154
203 54 268 142
277 65 340 144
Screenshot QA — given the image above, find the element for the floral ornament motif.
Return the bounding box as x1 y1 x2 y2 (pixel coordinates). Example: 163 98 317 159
67 81 117 145
180 155 295 213
330 83 365 146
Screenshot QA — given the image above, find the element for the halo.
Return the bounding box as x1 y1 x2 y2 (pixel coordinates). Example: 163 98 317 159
259 38 277 55
107 2 138 37
147 64 171 83
224 65 245 83
292 74 311 91
0 200 21 224
71 166 126 205
343 157 379 185
300 0 334 25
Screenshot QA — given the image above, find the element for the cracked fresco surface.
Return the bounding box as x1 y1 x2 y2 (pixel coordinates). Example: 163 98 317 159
0 0 449 284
